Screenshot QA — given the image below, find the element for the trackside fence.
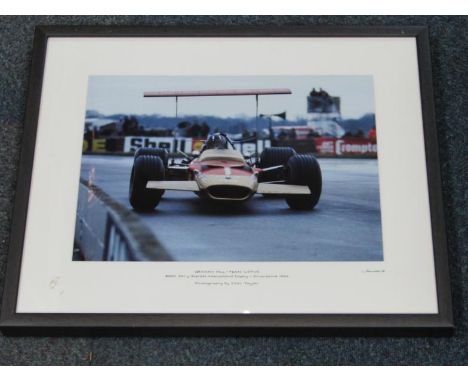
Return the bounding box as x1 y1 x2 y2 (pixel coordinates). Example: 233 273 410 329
74 179 171 261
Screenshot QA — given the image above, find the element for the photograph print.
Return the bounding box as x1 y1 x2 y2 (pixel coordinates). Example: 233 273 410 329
75 75 382 262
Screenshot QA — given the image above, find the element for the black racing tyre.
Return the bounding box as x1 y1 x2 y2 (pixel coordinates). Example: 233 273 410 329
259 147 296 168
129 155 165 211
134 147 169 167
285 154 322 210
258 147 297 197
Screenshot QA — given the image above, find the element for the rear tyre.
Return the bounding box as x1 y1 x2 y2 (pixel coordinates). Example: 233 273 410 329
259 147 297 197
285 154 322 210
259 147 296 168
134 147 169 167
129 155 165 211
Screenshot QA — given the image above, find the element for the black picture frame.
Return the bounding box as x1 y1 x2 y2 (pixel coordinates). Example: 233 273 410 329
0 25 453 336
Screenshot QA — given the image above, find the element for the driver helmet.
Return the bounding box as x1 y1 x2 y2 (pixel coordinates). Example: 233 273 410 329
202 133 229 151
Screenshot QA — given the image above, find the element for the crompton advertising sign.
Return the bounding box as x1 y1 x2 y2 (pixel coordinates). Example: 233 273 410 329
315 137 377 157
335 138 377 156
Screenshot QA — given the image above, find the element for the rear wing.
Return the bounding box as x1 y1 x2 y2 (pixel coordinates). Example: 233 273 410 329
144 88 292 97
144 88 293 159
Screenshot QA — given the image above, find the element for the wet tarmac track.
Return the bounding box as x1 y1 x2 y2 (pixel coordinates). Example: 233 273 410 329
80 156 383 261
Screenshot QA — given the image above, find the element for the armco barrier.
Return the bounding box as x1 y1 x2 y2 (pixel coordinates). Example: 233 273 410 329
74 179 171 261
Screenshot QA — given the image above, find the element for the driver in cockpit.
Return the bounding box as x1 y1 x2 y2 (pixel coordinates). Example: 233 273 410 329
200 133 230 152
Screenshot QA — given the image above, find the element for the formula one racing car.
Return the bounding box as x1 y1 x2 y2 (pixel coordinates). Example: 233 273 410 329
129 133 322 212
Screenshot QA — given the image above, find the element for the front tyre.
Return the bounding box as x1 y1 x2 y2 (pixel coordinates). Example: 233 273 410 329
129 155 165 211
285 155 322 210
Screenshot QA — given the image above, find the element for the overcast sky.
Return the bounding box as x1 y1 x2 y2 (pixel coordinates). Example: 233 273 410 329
86 75 375 120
